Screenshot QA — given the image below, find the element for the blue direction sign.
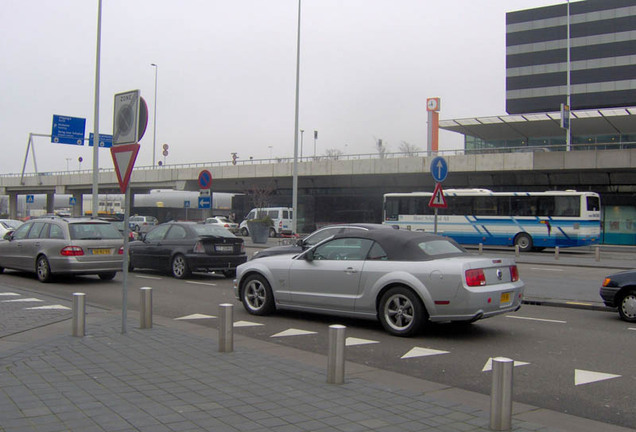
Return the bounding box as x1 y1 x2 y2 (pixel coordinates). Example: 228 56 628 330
26 194 35 204
184 200 191 208
69 197 77 206
198 196 211 209
430 156 448 183
89 133 113 148
51 115 86 145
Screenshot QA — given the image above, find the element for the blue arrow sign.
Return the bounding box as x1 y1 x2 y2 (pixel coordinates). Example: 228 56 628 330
430 156 448 183
198 196 211 209
51 115 86 145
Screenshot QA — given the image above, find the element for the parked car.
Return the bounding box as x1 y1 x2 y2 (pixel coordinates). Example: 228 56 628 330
129 222 247 279
252 223 397 259
600 270 636 322
239 207 293 237
0 217 123 283
205 216 239 234
234 229 524 336
110 220 136 241
0 219 23 238
128 215 158 232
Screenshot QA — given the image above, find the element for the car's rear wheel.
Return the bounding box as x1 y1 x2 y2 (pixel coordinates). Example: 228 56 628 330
514 233 533 252
36 255 52 283
618 289 636 323
378 287 426 337
171 254 191 279
240 227 249 237
269 228 277 238
98 272 116 281
241 274 275 315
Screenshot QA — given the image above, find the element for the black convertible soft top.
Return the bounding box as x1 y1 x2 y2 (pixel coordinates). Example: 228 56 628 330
330 229 467 261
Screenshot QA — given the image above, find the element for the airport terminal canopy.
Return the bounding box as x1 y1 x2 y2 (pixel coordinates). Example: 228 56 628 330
439 106 636 143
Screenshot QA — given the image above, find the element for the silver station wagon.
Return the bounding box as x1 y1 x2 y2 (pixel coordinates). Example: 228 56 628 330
234 229 524 336
0 217 124 283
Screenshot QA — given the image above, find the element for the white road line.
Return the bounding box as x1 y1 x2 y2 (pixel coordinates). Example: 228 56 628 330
2 298 44 303
25 305 71 310
135 275 162 280
185 281 217 286
506 315 566 324
628 328 636 331
529 267 564 272
0 292 20 296
271 328 317 338
174 314 216 320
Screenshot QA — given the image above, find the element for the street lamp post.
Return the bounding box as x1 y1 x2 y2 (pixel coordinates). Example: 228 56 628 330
151 63 158 166
292 0 301 235
300 129 304 159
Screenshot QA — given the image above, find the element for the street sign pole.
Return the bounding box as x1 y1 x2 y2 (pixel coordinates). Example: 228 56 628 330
121 185 130 335
434 207 438 234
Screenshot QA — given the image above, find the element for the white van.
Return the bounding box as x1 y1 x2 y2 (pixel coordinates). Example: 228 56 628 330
239 207 293 237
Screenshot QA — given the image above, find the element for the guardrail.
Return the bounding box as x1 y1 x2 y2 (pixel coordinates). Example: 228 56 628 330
3 141 635 179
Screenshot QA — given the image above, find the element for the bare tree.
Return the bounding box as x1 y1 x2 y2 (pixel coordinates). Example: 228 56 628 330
324 148 343 160
398 141 420 156
245 182 274 215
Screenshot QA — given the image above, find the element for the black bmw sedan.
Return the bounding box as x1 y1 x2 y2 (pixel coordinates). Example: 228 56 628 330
129 222 247 279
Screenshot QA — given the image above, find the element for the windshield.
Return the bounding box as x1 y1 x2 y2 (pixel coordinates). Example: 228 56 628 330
192 224 236 238
69 223 122 240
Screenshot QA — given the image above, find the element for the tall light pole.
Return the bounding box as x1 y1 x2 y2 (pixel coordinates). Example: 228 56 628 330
151 63 158 166
91 0 102 220
300 129 304 159
292 0 301 235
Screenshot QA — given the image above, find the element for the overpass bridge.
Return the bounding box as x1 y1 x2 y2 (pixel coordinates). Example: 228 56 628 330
1 147 635 239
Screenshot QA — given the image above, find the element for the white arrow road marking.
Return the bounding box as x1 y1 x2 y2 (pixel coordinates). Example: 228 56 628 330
185 281 217 286
25 305 71 310
174 314 216 320
482 358 530 372
506 315 566 324
0 292 20 296
575 369 621 386
401 347 449 359
233 321 264 327
135 275 162 280
346 337 379 347
271 328 317 338
2 298 43 303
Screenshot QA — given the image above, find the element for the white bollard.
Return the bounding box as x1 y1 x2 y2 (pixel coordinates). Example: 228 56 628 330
595 245 600 262
140 287 153 329
490 357 514 431
555 246 559 260
479 243 483 255
514 245 519 257
327 324 346 384
72 293 86 337
218 303 234 353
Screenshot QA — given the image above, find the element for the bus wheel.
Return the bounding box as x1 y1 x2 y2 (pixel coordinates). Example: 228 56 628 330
514 233 533 252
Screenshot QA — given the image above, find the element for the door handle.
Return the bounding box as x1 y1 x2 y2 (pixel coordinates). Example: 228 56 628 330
344 267 358 274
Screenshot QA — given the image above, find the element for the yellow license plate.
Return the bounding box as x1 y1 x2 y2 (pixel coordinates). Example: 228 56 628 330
91 249 111 255
500 292 511 303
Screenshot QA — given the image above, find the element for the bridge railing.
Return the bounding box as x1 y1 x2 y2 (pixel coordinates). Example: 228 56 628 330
3 141 635 178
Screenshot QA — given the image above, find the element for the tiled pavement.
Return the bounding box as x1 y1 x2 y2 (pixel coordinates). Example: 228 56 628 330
1 304 633 432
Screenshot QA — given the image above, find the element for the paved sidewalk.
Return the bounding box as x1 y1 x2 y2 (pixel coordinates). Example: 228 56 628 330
1 308 633 432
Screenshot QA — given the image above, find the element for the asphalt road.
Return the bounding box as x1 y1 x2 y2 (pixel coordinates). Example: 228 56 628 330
0 254 634 429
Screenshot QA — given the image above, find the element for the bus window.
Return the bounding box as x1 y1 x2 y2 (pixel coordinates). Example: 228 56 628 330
555 196 580 216
586 196 600 212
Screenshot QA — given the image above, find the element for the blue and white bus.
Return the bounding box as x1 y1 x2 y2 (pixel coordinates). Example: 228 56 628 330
383 189 601 251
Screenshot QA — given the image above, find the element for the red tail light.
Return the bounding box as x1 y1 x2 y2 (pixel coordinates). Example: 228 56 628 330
118 246 124 255
240 243 245 253
60 246 84 256
193 241 205 254
465 269 486 286
510 265 519 282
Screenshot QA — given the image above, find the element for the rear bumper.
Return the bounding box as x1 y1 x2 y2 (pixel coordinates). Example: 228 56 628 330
49 256 123 274
186 254 247 272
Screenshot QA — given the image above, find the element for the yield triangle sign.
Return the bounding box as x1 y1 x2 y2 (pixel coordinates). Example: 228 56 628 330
111 143 140 193
428 182 447 208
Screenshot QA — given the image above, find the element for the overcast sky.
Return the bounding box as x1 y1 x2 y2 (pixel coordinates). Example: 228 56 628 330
0 0 567 174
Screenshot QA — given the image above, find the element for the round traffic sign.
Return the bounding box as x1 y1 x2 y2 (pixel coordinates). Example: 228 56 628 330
430 156 448 182
198 169 213 189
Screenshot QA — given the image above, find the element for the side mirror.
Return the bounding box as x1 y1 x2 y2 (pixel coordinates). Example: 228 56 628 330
304 249 314 262
296 238 305 247
3 231 13 241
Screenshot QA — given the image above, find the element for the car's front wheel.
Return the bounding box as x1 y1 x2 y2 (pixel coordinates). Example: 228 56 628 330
171 254 191 279
618 289 636 323
378 287 426 337
36 255 53 283
241 274 275 315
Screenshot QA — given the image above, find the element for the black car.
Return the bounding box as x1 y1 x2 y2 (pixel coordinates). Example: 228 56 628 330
600 270 636 322
252 223 398 259
129 222 247 279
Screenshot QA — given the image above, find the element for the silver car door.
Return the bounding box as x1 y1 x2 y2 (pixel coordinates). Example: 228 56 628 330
288 238 373 311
